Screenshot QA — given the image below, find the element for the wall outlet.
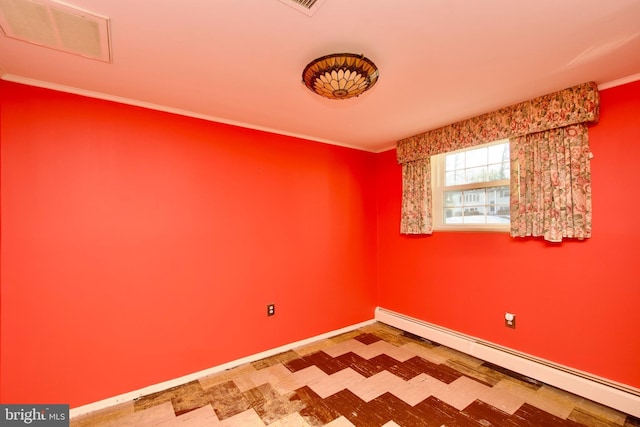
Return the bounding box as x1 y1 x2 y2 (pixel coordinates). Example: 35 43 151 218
505 312 516 329
267 304 275 316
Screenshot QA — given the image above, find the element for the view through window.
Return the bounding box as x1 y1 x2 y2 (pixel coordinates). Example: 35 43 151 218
432 140 510 230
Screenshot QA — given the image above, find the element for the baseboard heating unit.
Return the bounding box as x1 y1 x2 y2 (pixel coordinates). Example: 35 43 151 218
375 307 640 418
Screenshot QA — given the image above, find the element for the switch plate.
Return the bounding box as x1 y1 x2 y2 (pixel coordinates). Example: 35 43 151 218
267 304 275 316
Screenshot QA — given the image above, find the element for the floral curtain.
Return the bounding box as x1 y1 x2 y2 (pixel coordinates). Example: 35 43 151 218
396 82 600 240
510 124 592 241
401 158 432 234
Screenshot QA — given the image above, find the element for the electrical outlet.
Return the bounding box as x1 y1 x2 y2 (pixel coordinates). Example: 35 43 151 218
267 304 275 316
505 312 516 329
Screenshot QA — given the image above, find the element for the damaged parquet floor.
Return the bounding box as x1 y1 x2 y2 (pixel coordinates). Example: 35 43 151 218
71 322 640 426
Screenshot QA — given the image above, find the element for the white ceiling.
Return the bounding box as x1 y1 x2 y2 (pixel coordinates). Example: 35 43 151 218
1 0 639 152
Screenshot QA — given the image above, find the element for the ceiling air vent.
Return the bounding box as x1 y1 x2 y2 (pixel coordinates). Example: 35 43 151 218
0 0 111 62
279 0 328 16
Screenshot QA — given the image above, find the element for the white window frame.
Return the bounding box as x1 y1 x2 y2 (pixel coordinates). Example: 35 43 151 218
431 139 510 232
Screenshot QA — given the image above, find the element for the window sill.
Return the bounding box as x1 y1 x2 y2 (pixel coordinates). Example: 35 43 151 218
432 224 510 233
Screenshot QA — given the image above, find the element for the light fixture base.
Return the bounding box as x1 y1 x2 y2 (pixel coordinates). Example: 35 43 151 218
302 53 379 100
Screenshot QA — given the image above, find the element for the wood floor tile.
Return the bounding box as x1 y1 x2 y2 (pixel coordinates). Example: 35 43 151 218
568 410 625 427
353 340 417 362
323 339 369 358
482 361 544 389
572 397 630 426
274 365 327 395
399 341 450 365
432 375 492 411
169 404 219 426
269 411 314 427
478 379 530 415
251 350 299 370
625 415 640 427
510 403 585 426
199 363 257 389
70 402 134 427
296 339 340 357
207 379 251 420
329 330 367 344
400 355 463 383
348 370 410 403
396 373 447 406
527 384 584 420
334 351 386 378
412 396 480 427
218 408 264 426
324 416 357 426
294 385 342 425
233 363 292 392
132 379 214 417
353 333 383 345
359 324 414 348
171 385 215 416
492 376 542 403
359 394 407 426
308 367 367 399
242 382 280 409
324 388 383 427
400 331 441 348
71 322 638 427
245 383 305 425
287 351 351 375
444 358 506 387
463 399 514 426
366 354 405 373
108 401 176 427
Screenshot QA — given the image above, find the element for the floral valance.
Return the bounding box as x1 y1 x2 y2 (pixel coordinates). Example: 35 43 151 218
397 81 599 164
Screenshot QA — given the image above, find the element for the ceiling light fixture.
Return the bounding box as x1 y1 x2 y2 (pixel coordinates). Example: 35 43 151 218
302 53 379 100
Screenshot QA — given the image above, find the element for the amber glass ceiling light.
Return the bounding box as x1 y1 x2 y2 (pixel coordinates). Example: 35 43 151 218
302 53 379 100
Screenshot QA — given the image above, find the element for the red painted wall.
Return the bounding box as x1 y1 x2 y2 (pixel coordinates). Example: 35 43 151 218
2 78 638 408
0 81 377 407
376 80 640 389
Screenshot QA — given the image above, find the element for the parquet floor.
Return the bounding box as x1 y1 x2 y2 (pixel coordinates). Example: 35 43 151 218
71 322 639 426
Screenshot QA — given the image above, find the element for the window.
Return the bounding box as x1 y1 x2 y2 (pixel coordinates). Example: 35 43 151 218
431 139 510 231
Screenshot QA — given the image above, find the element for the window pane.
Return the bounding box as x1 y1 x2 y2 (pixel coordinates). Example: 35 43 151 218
444 190 462 207
487 206 510 223
443 142 509 186
488 142 509 164
493 185 510 203
488 163 509 180
445 152 464 172
465 189 485 206
463 206 486 223
444 208 463 223
465 166 487 183
465 147 487 168
442 185 510 225
445 170 466 186
435 140 511 230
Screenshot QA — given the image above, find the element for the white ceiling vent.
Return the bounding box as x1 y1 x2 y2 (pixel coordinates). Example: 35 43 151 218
279 0 328 16
0 0 111 62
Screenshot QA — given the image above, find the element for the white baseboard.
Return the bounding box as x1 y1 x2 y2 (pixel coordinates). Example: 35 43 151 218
375 307 640 418
70 319 376 418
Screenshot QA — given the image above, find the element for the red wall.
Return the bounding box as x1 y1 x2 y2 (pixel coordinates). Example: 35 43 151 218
2 78 639 409
376 80 640 389
0 81 377 407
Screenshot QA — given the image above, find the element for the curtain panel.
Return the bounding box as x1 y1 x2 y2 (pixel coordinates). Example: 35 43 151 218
396 82 600 240
510 125 592 242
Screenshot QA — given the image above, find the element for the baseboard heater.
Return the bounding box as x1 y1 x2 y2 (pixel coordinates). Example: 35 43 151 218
375 307 640 418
